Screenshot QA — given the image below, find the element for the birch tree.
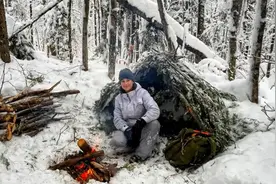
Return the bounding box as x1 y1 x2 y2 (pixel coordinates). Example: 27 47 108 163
0 0 11 63
249 0 268 103
68 0 73 63
83 0 90 71
228 0 242 80
266 27 275 78
108 0 116 79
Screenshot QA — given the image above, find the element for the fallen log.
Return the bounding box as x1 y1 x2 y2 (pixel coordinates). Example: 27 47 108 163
117 0 220 60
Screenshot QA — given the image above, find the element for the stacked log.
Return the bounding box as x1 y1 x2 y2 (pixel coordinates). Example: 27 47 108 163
0 80 80 141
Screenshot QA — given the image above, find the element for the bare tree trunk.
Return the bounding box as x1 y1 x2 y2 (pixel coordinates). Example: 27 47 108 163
228 0 242 81
94 0 97 46
157 0 174 52
122 11 129 60
0 0 11 63
266 27 275 78
195 0 205 63
29 0 33 44
249 0 268 103
108 0 116 79
134 16 139 62
82 0 90 71
68 0 72 63
97 0 101 44
128 12 134 64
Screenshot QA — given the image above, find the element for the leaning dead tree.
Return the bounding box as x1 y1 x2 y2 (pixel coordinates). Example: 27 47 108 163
117 0 220 60
94 53 264 153
8 0 64 40
7 0 65 60
0 80 79 141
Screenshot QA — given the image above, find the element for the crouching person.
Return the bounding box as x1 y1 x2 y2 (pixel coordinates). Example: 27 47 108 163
110 68 160 163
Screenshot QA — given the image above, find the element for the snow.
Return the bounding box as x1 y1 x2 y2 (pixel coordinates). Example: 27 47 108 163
0 51 275 184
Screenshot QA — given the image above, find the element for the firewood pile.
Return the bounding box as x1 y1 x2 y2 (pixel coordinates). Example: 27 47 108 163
49 139 118 183
0 80 80 141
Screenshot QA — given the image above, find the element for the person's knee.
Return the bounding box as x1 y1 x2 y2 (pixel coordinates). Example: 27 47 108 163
147 120 160 131
110 131 127 147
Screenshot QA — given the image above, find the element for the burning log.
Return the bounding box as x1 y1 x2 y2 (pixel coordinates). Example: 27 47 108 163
0 80 80 141
49 151 105 170
49 139 118 183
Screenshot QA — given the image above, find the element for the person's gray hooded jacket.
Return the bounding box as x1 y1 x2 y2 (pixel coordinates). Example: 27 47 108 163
113 83 160 131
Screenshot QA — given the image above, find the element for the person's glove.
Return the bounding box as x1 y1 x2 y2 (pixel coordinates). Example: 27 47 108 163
131 118 147 145
124 127 134 147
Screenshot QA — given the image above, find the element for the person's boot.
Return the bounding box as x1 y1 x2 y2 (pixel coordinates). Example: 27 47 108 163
129 155 144 163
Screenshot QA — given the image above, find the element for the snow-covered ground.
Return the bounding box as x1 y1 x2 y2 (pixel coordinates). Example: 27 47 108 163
0 52 275 184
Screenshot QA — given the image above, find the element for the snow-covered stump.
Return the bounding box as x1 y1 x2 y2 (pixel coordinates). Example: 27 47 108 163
93 52 259 153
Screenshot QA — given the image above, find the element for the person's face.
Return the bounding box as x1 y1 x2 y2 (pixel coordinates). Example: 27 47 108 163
120 79 134 92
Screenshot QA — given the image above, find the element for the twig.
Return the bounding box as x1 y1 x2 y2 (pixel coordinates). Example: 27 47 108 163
0 63 6 94
13 56 28 87
56 124 69 145
261 102 275 130
73 127 76 142
82 97 85 108
186 174 196 184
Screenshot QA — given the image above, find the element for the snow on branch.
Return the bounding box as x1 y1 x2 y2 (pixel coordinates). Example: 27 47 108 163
119 0 224 62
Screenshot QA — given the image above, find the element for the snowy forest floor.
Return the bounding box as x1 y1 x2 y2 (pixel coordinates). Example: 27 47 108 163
0 52 275 184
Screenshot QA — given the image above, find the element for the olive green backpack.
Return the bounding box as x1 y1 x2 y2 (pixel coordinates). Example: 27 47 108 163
164 128 217 169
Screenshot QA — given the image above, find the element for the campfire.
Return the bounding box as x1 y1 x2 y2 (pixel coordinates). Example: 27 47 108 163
0 80 79 141
49 139 118 183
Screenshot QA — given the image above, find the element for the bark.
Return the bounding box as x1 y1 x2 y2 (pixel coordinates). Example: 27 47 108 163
134 16 140 62
266 27 275 78
9 0 64 40
117 0 208 60
94 0 97 46
108 0 116 79
48 150 105 170
250 0 268 103
82 0 90 71
127 13 135 64
0 0 11 63
68 0 73 63
195 0 205 63
122 11 129 59
29 0 33 44
97 0 101 44
157 0 174 52
228 0 242 81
